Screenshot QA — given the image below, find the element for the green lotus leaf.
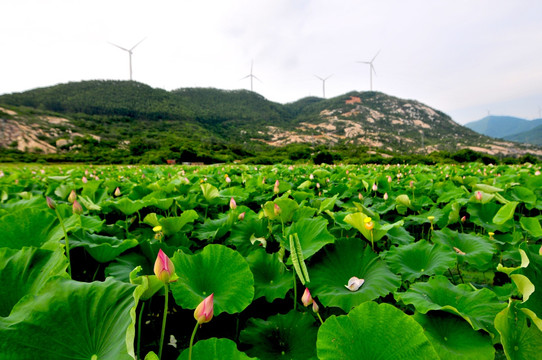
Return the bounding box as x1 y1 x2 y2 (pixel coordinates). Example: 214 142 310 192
219 186 250 203
105 252 152 282
518 243 542 319
193 213 230 242
226 209 268 256
473 184 503 193
497 249 530 275
511 274 535 303
432 228 496 271
178 337 256 360
309 238 401 312
0 277 141 360
0 247 68 317
317 301 438 360
47 212 105 243
413 311 494 360
520 217 542 239
262 198 298 222
386 225 415 245
171 244 254 315
284 216 335 260
245 248 291 302
395 275 506 336
240 310 317 360
129 266 164 301
495 301 542 360
158 210 199 235
510 186 537 208
1 195 47 212
386 240 457 282
493 201 518 225
467 202 511 233
0 208 57 250
200 183 221 204
69 231 138 263
112 197 146 215
318 194 338 214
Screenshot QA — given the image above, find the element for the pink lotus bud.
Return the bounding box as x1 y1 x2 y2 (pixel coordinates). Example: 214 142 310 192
409 180 414 188
230 197 237 210
475 191 482 202
301 288 313 307
316 183 320 189
372 183 378 191
312 301 319 313
46 196 56 210
68 189 77 203
154 249 177 284
274 180 280 194
383 192 388 200
387 176 392 183
461 215 466 223
225 175 231 183
238 212 245 221
274 203 281 216
114 187 121 197
194 293 214 324
536 170 541 176
309 174 314 180
82 176 88 183
72 200 83 215
358 193 363 201
288 165 294 171
85 169 89 176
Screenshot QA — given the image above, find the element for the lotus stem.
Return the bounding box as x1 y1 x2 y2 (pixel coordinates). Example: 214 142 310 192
293 271 297 311
54 209 72 278
316 312 324 325
137 301 145 360
189 321 199 360
158 283 169 360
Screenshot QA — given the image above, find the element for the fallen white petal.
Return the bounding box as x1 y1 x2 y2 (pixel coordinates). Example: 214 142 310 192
345 276 365 291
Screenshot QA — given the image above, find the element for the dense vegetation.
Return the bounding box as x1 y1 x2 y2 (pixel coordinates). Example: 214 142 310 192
3 80 535 165
1 163 541 359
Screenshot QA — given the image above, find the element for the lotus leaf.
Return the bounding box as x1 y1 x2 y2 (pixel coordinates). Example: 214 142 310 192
240 310 317 360
317 301 438 359
178 337 256 360
395 275 506 336
171 244 254 315
413 311 494 360
310 238 401 311
386 240 457 282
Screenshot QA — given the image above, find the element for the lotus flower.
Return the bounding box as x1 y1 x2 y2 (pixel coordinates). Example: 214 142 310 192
72 200 83 215
274 180 280 194
46 196 56 210
301 288 313 307
154 249 177 284
238 212 245 221
225 175 231 183
345 276 365 291
230 197 237 210
68 189 77 204
475 191 482 201
383 192 388 200
114 187 121 197
194 293 214 324
372 183 378 191
274 203 281 216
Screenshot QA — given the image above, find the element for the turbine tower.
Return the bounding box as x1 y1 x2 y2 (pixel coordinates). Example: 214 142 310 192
357 50 380 91
109 38 146 81
314 74 332 98
242 60 261 92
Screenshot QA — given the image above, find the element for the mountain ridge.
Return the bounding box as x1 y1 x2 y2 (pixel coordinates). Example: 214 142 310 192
1 80 540 163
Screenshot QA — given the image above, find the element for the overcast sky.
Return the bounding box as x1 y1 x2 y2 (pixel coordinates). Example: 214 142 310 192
1 0 541 124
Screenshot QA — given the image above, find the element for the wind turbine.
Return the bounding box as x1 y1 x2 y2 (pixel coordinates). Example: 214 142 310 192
109 38 146 81
241 60 261 92
314 74 333 98
357 50 380 91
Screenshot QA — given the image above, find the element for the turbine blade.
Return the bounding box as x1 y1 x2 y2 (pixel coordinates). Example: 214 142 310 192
371 50 381 63
324 74 333 80
109 42 129 52
371 64 377 76
130 38 146 51
314 75 324 81
357 61 370 65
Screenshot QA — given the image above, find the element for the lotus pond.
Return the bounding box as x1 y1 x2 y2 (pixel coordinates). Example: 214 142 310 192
0 163 541 360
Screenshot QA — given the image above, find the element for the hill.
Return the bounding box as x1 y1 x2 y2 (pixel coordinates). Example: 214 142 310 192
464 115 542 140
0 80 540 163
504 123 542 146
